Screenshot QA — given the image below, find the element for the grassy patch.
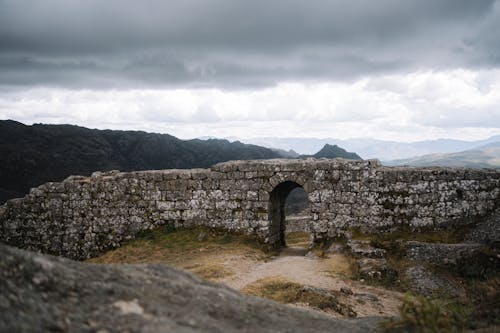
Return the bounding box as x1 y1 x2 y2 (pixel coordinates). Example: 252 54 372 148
346 226 475 292
285 232 311 247
379 257 500 329
383 294 469 333
464 276 500 328
384 279 500 332
187 263 234 281
324 254 358 279
87 226 274 266
242 276 356 317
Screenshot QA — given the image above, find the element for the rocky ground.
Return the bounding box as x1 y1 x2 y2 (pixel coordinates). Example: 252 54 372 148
88 229 405 320
0 243 381 333
84 214 500 331
2 208 499 332
220 247 403 318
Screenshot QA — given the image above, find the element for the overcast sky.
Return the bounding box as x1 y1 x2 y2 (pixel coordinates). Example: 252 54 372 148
1 0 499 141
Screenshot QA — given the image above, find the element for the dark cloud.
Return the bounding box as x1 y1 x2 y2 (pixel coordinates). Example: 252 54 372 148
0 0 498 88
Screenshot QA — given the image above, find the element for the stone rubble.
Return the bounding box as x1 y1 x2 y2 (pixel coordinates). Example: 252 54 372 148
356 258 395 281
403 265 465 297
404 241 484 266
347 240 387 259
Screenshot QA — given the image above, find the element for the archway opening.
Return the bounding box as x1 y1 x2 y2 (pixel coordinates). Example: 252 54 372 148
268 181 310 249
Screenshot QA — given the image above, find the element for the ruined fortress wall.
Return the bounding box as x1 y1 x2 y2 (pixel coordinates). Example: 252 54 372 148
311 167 500 239
0 159 499 260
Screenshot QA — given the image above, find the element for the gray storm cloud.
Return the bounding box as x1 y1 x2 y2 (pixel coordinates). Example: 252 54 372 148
0 0 499 88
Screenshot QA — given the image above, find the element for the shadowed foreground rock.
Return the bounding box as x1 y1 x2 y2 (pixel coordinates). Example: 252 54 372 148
0 244 381 333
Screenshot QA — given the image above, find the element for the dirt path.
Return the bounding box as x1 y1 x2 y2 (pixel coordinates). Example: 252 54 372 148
224 247 344 290
218 246 404 318
89 229 404 319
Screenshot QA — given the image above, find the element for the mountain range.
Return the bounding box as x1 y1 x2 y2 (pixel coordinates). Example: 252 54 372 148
4 119 495 205
0 120 359 203
386 142 500 169
231 135 500 161
0 120 277 203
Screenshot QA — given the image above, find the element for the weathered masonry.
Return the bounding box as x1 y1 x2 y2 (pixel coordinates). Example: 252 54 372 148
1 158 499 260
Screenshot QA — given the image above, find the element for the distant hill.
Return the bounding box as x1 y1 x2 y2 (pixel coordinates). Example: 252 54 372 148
270 148 300 158
386 143 500 168
236 135 500 160
307 144 361 160
283 144 361 214
248 143 360 160
0 120 281 203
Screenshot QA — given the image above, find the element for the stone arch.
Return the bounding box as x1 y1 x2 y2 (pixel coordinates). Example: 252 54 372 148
268 180 307 247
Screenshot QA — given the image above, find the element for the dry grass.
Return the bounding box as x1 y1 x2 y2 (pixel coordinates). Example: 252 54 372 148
323 253 358 279
186 263 234 281
285 232 311 247
243 276 302 303
87 226 273 267
242 276 356 317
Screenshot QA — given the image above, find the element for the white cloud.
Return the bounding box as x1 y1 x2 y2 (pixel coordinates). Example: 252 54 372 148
1 69 499 142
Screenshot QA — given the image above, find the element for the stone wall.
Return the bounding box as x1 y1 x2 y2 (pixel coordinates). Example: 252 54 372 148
1 158 499 260
285 214 311 234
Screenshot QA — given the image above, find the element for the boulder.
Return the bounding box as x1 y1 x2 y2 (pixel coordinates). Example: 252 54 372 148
405 241 484 266
0 244 381 333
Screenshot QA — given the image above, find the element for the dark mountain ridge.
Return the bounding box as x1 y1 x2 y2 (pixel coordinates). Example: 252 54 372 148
0 120 361 204
0 120 280 203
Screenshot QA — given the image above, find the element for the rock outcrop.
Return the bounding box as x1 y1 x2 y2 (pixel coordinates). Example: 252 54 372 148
405 241 485 266
0 244 381 333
